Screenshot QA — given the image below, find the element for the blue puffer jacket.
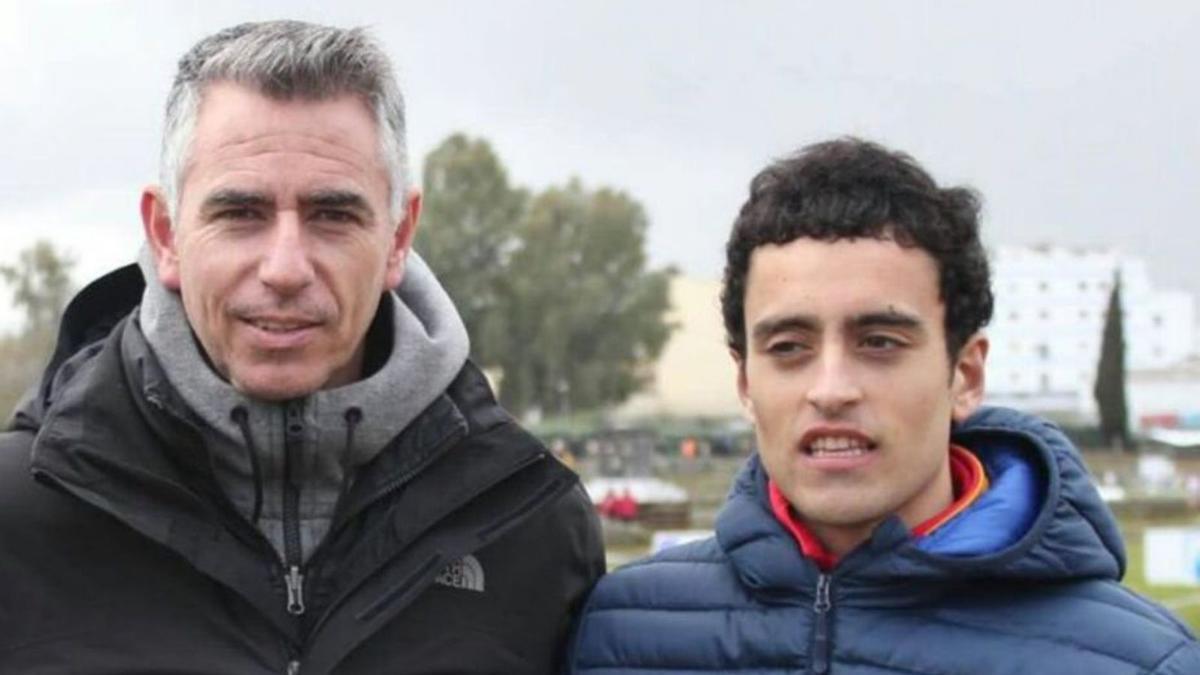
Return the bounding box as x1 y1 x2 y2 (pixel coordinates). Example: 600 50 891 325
567 407 1200 674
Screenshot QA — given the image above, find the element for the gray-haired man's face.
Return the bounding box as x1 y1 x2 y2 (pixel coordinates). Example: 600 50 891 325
142 81 420 400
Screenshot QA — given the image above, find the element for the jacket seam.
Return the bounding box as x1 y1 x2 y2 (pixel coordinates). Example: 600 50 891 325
902 608 1159 667
1146 639 1192 674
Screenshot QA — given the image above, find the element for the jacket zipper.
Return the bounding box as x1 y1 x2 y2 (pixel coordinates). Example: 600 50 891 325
810 573 832 674
283 402 305 616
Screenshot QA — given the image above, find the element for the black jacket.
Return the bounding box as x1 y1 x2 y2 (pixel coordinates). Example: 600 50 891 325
0 266 605 674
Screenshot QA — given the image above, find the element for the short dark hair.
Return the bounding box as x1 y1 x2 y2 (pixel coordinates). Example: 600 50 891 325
721 137 993 359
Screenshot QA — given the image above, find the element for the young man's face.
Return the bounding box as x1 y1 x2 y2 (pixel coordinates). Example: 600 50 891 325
142 81 419 400
736 236 986 555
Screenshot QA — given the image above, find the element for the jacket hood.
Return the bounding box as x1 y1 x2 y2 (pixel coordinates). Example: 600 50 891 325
9 263 143 433
716 406 1124 601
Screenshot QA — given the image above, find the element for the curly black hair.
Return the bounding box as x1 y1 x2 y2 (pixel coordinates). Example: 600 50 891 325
721 137 993 360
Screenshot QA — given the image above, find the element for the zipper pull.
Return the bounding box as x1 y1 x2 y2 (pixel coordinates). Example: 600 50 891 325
285 565 306 616
811 574 832 674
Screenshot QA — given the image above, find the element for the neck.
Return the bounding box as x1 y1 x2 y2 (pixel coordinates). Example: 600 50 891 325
809 460 955 558
807 521 880 559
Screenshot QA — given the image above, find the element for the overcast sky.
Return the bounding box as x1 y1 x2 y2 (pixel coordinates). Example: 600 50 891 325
2 1 1198 333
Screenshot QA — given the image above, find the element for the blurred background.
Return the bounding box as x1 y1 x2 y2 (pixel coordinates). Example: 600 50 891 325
3 0 1199 628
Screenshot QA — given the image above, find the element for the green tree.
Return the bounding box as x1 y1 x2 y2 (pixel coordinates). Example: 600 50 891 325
496 180 673 417
415 134 526 366
0 240 76 420
1093 271 1130 450
1 240 75 341
416 134 674 418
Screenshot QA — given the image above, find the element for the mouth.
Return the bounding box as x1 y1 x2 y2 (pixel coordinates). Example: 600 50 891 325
800 428 877 458
243 317 321 333
238 316 323 349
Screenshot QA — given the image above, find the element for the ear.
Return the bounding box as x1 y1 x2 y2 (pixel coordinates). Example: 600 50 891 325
732 348 757 424
141 187 181 291
950 333 988 422
384 188 422 288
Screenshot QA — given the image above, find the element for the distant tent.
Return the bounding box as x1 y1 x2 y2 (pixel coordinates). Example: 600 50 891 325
1143 428 1200 451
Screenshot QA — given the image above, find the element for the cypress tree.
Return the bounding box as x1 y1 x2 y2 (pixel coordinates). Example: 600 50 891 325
1093 270 1131 450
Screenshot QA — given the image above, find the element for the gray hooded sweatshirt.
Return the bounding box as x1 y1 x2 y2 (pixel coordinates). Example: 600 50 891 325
137 248 470 563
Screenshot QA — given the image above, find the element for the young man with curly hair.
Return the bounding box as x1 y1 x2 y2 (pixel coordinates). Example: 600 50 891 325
567 138 1199 675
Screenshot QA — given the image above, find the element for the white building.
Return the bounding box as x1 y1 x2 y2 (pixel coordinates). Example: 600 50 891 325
985 245 1196 422
1128 358 1200 431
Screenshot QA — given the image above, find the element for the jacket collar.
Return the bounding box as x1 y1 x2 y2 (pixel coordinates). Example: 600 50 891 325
716 407 1123 604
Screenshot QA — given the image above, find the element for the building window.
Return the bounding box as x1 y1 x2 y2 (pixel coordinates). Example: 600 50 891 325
1153 314 1163 327
1040 373 1051 392
1038 281 1049 292
1037 343 1050 359
1008 310 1020 322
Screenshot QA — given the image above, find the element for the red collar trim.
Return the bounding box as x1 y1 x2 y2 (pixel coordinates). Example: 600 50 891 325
768 444 989 570
912 444 989 535
768 477 839 570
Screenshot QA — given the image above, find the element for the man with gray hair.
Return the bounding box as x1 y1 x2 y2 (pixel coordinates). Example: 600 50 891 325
0 20 603 674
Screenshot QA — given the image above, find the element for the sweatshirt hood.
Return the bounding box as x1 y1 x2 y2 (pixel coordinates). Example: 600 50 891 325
135 246 469 468
133 246 470 560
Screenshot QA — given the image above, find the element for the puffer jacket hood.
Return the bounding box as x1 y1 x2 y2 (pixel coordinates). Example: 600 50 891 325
717 406 1125 603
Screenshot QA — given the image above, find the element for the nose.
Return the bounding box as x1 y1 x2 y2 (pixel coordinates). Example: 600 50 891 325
257 214 314 295
805 348 863 415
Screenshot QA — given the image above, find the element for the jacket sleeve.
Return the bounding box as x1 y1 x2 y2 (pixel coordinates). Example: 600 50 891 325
560 575 600 675
554 482 605 673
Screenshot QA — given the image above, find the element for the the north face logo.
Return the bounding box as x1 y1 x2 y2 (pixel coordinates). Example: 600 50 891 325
434 555 485 592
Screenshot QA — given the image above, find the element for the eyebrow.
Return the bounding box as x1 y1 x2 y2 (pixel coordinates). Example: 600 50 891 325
301 190 374 218
198 189 375 217
750 308 925 343
848 309 924 332
200 189 273 212
751 315 819 343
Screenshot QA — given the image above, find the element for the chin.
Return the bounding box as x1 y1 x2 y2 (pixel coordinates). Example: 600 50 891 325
799 496 889 527
231 370 328 401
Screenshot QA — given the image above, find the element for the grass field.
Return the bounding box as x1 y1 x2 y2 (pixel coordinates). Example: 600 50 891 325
1120 524 1200 631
